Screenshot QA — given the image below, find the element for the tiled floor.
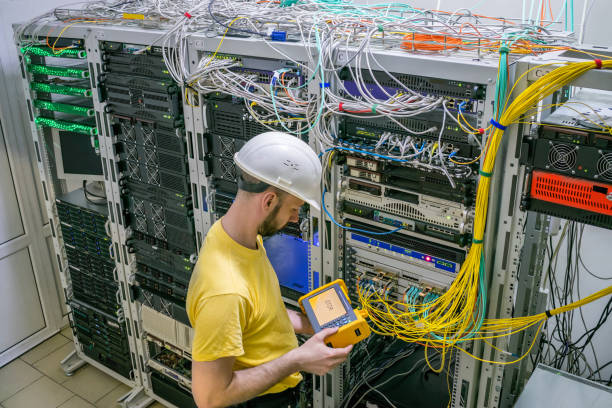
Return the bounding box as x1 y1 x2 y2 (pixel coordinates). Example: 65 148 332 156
0 326 166 408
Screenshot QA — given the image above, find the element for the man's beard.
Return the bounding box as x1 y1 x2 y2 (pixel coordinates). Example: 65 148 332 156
257 202 284 237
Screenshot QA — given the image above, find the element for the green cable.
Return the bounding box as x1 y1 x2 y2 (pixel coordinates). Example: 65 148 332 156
30 81 92 97
21 45 86 59
35 117 98 135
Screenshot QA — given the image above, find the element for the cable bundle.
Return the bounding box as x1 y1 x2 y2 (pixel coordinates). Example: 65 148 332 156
358 58 612 368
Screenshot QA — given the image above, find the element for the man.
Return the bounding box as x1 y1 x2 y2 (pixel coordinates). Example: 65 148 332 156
187 132 352 408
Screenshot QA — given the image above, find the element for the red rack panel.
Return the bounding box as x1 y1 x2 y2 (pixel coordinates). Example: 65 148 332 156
530 170 612 216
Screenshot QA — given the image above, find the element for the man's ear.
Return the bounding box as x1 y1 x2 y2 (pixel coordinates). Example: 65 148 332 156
261 191 278 212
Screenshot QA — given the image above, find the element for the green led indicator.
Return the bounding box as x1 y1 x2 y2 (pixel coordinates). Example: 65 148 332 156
35 117 97 135
163 114 171 119
30 81 92 97
27 64 89 79
21 46 86 59
33 99 94 116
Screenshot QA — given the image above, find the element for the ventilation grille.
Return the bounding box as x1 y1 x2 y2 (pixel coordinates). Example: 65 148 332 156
547 143 577 172
213 111 243 135
597 153 612 182
530 170 612 215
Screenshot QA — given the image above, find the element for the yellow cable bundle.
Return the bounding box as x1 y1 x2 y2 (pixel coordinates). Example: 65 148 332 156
358 59 612 365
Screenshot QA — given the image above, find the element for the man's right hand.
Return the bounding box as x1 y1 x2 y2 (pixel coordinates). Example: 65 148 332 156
292 328 353 375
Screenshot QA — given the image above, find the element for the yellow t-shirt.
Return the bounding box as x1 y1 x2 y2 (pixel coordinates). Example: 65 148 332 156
186 219 302 395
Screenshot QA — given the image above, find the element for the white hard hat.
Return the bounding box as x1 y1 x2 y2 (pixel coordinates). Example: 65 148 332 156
234 132 322 212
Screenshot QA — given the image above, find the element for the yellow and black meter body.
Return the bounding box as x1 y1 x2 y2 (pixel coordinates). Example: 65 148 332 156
298 279 370 348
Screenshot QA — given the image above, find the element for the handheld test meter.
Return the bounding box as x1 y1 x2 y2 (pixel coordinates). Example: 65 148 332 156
298 279 370 348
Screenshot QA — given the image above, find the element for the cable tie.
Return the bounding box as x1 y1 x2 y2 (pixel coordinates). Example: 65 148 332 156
184 12 192 19
319 82 330 88
499 45 510 54
478 128 485 134
472 238 484 244
489 118 507 131
372 104 378 114
594 59 602 69
479 170 493 178
339 102 344 112
545 310 552 318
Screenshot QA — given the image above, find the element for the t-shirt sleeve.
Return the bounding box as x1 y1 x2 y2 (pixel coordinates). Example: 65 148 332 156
191 293 250 362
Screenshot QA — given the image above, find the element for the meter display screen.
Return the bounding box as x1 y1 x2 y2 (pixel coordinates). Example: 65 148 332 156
309 288 346 326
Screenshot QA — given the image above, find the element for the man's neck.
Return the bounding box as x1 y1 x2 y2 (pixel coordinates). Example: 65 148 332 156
221 199 260 250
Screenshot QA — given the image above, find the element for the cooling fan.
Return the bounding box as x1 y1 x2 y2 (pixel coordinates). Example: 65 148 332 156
597 152 612 182
546 143 577 172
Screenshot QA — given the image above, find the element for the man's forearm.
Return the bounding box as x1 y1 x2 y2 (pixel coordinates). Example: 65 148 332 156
214 350 301 407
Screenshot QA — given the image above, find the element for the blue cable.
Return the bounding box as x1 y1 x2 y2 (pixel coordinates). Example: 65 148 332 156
321 187 403 236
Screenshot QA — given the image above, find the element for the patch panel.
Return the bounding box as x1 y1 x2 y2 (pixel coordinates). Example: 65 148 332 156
339 68 487 100
198 52 304 84
343 236 454 302
344 218 465 276
339 115 480 157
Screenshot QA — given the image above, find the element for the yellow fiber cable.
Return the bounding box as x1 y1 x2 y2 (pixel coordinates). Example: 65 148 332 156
358 59 612 365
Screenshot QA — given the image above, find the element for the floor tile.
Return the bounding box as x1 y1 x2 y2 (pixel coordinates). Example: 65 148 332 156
33 342 75 384
62 365 121 403
150 402 167 408
0 358 42 401
20 333 69 365
59 395 95 408
61 326 74 341
2 377 72 408
94 384 131 408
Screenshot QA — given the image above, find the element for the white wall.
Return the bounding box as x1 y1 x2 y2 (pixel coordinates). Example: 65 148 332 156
0 0 74 320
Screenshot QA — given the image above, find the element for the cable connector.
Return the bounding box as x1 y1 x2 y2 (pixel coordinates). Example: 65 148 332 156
271 30 287 42
271 68 290 85
184 12 192 19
